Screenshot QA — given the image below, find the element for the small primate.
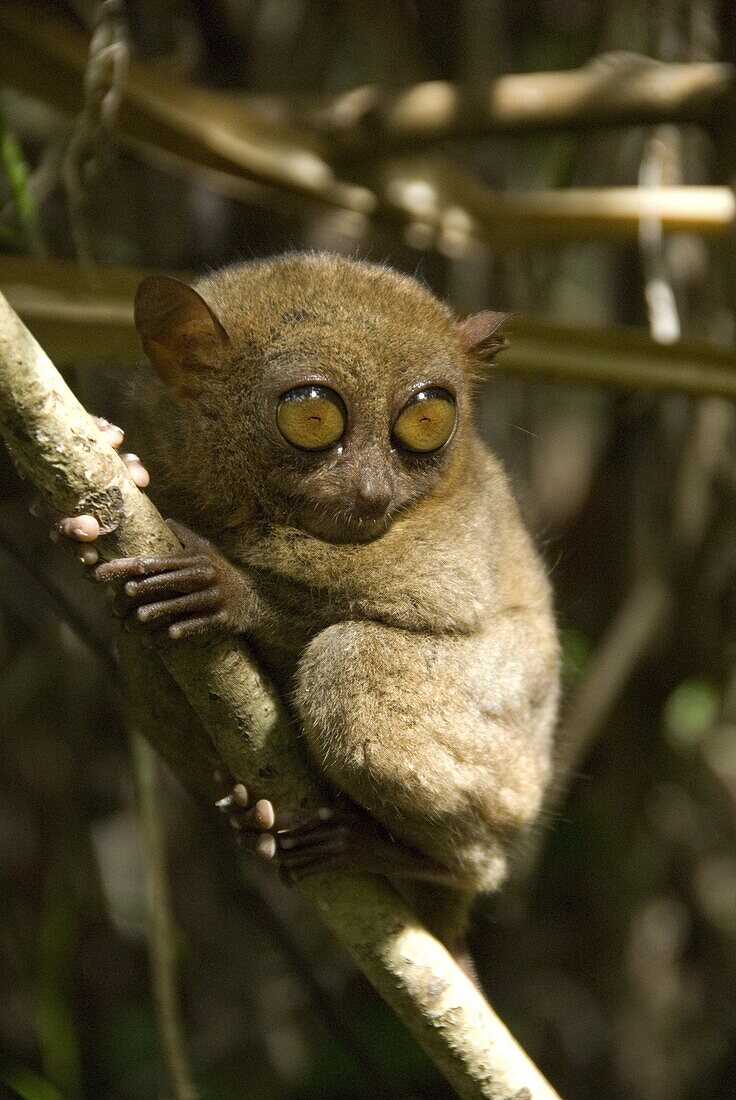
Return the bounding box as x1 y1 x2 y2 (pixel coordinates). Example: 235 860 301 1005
60 254 560 964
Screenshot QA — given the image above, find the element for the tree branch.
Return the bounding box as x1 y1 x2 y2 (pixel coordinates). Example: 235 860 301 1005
375 157 735 246
3 256 736 398
301 54 733 152
0 290 561 1100
0 0 374 217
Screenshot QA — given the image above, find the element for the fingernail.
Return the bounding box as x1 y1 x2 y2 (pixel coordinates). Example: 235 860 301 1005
215 794 234 810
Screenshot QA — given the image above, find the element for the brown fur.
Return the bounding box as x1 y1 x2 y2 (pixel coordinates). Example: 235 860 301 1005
132 253 560 949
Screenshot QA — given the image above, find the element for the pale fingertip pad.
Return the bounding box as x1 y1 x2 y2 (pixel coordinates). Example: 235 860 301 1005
79 547 99 566
232 783 249 808
95 417 124 446
60 515 100 542
254 799 275 830
256 833 277 860
132 465 150 488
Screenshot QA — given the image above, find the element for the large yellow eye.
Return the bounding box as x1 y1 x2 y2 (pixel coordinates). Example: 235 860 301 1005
393 389 456 453
277 385 346 451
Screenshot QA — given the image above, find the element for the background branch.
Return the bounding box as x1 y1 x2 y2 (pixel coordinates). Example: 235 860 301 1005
299 54 733 151
3 256 736 397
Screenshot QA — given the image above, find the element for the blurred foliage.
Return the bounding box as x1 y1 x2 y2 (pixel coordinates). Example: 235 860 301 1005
1 1 736 1098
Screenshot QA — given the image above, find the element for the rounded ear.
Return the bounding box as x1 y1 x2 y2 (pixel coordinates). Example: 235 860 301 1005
134 275 230 397
456 311 511 364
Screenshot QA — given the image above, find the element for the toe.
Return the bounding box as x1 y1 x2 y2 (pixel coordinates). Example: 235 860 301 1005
58 515 100 542
93 416 125 449
254 799 275 830
121 453 150 488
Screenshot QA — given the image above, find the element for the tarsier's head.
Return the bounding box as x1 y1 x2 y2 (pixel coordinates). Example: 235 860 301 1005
134 254 508 544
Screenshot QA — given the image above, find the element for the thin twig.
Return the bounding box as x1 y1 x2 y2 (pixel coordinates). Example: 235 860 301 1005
131 732 199 1100
556 575 673 785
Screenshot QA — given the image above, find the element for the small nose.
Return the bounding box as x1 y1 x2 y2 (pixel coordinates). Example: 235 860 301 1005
355 470 392 516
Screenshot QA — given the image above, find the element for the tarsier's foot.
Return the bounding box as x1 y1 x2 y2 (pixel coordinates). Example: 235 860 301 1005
215 781 281 860
217 783 451 885
281 809 396 883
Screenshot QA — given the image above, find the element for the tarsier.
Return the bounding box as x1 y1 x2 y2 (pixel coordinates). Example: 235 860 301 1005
60 253 560 965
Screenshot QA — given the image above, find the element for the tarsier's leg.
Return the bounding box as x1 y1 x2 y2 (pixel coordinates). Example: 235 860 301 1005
285 617 556 953
291 618 558 894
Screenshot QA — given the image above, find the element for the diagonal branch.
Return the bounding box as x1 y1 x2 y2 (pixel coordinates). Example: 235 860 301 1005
0 290 561 1100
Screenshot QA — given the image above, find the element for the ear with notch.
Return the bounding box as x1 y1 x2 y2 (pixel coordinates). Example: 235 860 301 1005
134 275 230 398
456 311 511 365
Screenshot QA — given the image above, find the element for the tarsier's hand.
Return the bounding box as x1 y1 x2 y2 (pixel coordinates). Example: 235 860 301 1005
44 415 149 563
95 519 233 640
51 417 242 641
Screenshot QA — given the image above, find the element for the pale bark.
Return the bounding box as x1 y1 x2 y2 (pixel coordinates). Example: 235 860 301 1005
307 55 732 151
0 289 561 1099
